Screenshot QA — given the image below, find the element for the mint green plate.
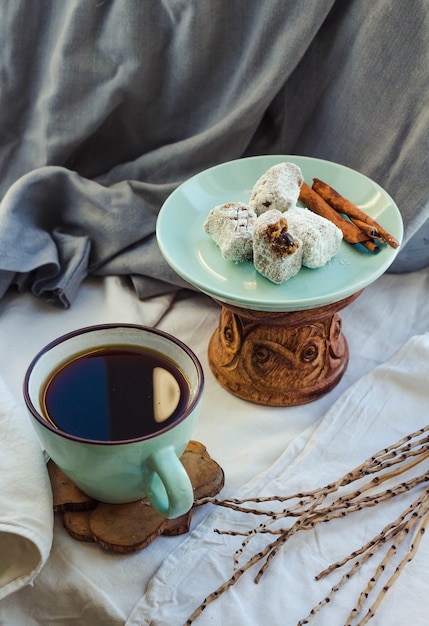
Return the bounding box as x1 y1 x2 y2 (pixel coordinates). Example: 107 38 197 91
156 155 403 312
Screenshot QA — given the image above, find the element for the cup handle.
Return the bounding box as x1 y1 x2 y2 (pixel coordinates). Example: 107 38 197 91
144 446 194 519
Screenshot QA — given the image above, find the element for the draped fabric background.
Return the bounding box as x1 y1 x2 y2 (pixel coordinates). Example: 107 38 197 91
0 0 428 307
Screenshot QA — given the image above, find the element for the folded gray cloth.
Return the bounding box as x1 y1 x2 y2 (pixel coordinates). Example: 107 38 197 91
0 0 428 306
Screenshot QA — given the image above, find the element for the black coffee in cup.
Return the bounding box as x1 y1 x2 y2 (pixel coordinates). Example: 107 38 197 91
41 346 190 441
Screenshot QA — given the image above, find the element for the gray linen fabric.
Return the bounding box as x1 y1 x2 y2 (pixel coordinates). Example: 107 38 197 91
0 0 428 306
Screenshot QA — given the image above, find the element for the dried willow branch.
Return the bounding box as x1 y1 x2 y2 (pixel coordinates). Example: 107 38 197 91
316 483 429 579
185 426 429 625
298 487 429 625
356 505 429 626
297 523 407 624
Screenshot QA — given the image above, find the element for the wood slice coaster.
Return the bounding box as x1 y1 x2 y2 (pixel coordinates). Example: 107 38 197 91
48 461 97 512
48 441 224 554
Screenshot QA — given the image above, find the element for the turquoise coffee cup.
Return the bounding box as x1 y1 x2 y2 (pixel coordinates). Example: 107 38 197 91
24 324 204 519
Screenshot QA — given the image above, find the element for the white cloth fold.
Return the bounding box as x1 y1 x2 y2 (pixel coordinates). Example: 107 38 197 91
0 376 53 601
127 331 429 626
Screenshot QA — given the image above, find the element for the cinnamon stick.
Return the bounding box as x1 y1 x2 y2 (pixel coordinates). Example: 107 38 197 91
350 219 381 252
298 183 370 246
361 240 381 254
350 218 379 240
312 178 399 249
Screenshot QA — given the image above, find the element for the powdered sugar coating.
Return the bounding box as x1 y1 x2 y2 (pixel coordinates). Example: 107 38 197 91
204 202 256 261
253 209 302 283
249 162 304 216
286 206 343 268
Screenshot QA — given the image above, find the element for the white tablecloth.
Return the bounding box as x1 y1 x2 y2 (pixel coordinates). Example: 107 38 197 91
0 268 429 625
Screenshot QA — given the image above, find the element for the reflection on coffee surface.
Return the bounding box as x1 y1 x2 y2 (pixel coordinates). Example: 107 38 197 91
41 347 190 441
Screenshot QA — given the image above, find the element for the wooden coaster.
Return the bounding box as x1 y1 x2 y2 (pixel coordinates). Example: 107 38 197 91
48 441 224 553
48 462 97 512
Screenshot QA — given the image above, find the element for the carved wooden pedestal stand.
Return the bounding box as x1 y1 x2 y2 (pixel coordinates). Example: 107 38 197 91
208 291 362 406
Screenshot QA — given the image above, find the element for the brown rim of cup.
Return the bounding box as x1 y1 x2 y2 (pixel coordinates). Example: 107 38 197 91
23 323 204 445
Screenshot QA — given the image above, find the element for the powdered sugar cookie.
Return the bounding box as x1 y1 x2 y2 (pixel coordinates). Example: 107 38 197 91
204 202 256 262
253 209 302 283
286 206 343 268
249 162 304 216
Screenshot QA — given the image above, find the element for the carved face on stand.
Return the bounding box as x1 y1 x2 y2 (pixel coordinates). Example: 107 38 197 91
211 308 346 404
241 319 343 389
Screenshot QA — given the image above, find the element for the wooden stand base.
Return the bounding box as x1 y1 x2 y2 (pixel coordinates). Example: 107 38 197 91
208 292 362 406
